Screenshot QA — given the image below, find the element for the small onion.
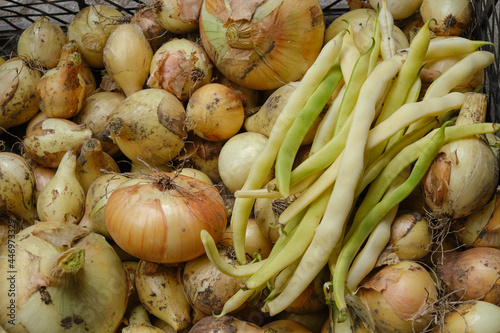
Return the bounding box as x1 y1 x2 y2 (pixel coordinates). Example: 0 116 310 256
17 17 67 69
357 260 438 333
0 57 42 131
147 38 213 101
218 132 272 193
105 173 227 263
431 301 500 333
67 5 125 68
152 0 202 34
185 83 245 141
368 0 423 20
220 218 273 259
182 247 247 316
420 0 474 36
199 0 325 90
108 88 186 166
177 167 213 186
103 22 154 97
437 247 500 305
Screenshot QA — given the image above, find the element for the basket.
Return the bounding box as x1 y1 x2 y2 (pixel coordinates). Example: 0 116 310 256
0 0 499 120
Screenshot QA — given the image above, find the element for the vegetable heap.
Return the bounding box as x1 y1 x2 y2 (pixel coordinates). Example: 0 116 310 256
1 0 500 332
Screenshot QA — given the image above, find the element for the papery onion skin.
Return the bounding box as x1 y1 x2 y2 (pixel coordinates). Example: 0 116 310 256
105 173 227 263
199 0 325 90
131 5 173 52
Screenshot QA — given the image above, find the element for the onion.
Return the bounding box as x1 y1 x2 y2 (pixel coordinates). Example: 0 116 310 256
199 0 325 90
262 320 312 333
67 4 125 68
105 173 227 263
23 118 93 168
0 57 41 131
72 91 126 156
123 304 165 333
182 247 247 316
218 132 272 193
356 260 438 332
220 218 273 259
36 150 86 223
185 83 245 141
437 247 500 305
32 163 56 199
368 0 423 20
17 17 67 69
420 0 474 36
0 221 129 332
131 4 173 52
37 50 86 118
189 315 264 333
0 152 38 223
152 0 202 34
147 38 213 101
214 73 261 114
108 88 186 166
431 301 500 333
135 260 191 331
103 22 154 97
421 93 499 219
177 167 213 186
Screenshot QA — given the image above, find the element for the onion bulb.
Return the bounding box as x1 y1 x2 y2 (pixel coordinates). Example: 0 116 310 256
67 5 125 68
0 221 129 332
36 150 86 223
122 304 165 333
72 91 126 157
135 260 191 331
103 22 153 97
262 320 313 333
431 301 500 333
421 93 499 219
105 173 227 263
368 0 423 20
218 132 272 193
420 0 473 36
199 0 324 90
0 152 38 223
356 260 438 333
199 0 324 91
189 315 264 333
220 218 273 259
152 0 202 34
23 118 93 168
182 247 247 316
32 163 56 199
147 38 213 101
437 247 500 305
177 167 213 186
17 17 67 69
108 88 186 166
0 57 41 131
185 83 245 141
131 5 172 52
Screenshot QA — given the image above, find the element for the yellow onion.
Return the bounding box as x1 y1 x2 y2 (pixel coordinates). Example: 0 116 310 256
152 0 202 34
73 91 126 156
368 0 423 20
23 117 93 168
437 247 500 305
189 315 264 333
356 260 438 333
420 0 473 36
0 57 41 131
0 221 129 332
108 88 187 166
105 173 227 263
135 260 191 331
17 17 67 69
36 150 86 223
122 304 165 333
254 183 291 243
177 167 213 185
131 5 172 52
79 173 129 238
37 51 86 118
218 132 272 193
25 111 47 135
262 320 312 333
220 218 273 259
431 301 500 333
214 74 261 114
421 93 499 219
147 38 213 101
185 83 245 141
455 190 500 249
103 22 154 97
0 152 38 223
199 0 325 90
182 247 247 316
67 5 125 68
32 163 56 199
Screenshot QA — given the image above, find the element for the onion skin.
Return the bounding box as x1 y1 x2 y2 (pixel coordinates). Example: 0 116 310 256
189 315 264 333
199 0 325 90
105 173 227 263
437 247 500 305
131 5 172 52
420 0 473 36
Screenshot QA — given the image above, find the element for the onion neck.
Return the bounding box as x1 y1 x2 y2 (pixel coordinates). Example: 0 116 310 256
455 92 487 126
225 22 254 50
49 248 86 286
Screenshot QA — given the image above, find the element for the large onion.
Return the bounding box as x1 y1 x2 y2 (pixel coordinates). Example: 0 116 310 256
199 0 325 90
105 173 227 263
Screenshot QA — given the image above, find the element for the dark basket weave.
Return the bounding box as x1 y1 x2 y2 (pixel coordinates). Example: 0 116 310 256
0 0 499 120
